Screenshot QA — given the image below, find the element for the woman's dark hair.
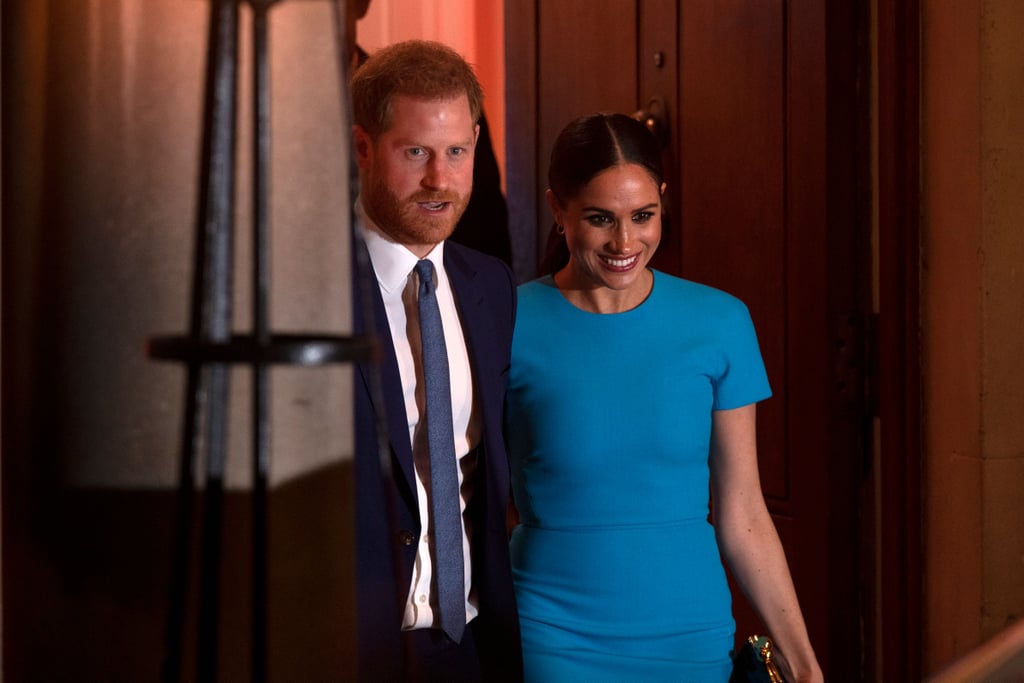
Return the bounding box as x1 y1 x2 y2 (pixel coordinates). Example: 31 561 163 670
540 113 664 273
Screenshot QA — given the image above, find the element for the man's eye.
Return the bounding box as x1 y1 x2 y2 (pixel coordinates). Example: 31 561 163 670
449 147 466 157
407 148 425 158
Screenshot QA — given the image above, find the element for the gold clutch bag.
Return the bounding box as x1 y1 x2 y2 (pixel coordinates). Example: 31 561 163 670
729 634 787 683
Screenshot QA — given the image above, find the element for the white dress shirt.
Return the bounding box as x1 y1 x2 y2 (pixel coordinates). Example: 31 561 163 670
356 201 481 631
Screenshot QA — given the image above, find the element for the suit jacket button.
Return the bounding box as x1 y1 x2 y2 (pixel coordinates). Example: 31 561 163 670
398 531 416 546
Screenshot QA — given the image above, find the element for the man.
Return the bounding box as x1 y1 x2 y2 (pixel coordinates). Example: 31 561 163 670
350 40 522 681
345 0 513 266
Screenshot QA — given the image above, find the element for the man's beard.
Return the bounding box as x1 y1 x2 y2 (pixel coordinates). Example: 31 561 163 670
363 172 469 247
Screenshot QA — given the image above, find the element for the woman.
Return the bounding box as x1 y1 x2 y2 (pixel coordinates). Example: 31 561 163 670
505 113 823 682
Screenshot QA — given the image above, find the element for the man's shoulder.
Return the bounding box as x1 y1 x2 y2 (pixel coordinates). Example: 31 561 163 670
444 240 514 283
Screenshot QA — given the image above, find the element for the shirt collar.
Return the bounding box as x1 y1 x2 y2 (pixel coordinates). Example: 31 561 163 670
355 198 446 295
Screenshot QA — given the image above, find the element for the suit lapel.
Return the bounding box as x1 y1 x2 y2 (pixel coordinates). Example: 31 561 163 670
444 246 485 354
354 246 417 495
445 246 497 467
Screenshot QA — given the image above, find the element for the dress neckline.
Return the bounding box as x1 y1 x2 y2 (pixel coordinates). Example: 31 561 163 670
541 269 659 317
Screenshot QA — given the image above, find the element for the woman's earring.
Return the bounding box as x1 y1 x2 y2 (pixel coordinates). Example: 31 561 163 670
556 224 565 235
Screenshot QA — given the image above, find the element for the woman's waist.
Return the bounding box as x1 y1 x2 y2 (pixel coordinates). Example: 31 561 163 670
514 516 711 533
510 518 721 571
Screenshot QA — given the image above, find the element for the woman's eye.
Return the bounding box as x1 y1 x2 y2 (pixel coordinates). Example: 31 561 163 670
633 211 655 223
584 214 612 226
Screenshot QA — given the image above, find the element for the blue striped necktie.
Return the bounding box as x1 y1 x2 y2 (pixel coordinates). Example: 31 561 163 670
414 259 465 643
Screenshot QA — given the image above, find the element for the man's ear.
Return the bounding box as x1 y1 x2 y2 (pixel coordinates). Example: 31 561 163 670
353 125 373 169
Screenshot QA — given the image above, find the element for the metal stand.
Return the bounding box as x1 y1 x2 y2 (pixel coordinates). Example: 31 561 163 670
148 1 372 680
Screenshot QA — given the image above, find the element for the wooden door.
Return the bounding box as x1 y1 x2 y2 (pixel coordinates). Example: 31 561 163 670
505 2 870 679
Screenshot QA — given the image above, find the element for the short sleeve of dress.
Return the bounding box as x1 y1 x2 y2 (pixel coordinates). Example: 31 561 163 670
711 299 772 411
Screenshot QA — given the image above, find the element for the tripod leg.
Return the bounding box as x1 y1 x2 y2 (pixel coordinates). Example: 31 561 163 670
197 365 230 682
193 0 240 679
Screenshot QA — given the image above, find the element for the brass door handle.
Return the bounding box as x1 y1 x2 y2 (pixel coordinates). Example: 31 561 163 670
633 96 669 149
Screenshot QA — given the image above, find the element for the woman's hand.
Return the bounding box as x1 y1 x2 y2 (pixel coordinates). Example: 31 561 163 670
774 646 825 683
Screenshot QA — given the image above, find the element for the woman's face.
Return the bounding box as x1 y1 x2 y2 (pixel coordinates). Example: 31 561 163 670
551 163 664 298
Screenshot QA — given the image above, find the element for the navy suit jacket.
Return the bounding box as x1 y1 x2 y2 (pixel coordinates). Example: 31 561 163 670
352 238 522 681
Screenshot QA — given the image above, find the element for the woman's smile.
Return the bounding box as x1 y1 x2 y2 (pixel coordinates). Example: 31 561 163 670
600 253 641 271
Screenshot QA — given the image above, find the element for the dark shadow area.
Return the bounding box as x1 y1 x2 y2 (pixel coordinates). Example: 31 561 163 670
2 462 356 682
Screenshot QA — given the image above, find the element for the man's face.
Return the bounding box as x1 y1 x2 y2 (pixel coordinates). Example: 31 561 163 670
356 93 479 257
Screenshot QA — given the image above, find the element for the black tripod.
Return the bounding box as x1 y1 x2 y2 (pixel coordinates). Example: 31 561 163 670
148 1 375 680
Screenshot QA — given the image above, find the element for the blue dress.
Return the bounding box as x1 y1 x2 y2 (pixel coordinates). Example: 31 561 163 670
506 271 771 682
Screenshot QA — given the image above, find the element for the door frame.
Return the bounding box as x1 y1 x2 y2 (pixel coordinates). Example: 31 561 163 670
504 0 541 283
875 0 922 680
